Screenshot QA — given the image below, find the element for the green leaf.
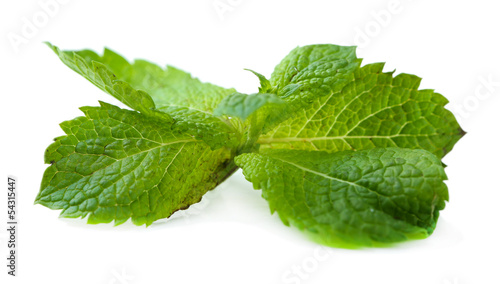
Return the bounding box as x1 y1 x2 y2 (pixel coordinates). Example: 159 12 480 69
35 102 237 226
259 63 464 159
269 44 361 107
159 105 240 150
128 63 237 114
50 43 236 114
46 42 158 116
47 43 241 150
235 147 448 247
213 92 286 121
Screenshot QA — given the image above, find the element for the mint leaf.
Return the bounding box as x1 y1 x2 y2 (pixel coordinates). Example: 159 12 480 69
46 43 158 116
235 147 448 247
128 63 236 113
160 105 240 150
259 63 464 158
35 102 237 226
52 44 235 113
269 44 361 106
47 43 240 150
213 92 286 121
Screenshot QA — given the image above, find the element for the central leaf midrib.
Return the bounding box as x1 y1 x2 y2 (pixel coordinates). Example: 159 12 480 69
257 133 445 144
272 156 383 196
83 138 197 177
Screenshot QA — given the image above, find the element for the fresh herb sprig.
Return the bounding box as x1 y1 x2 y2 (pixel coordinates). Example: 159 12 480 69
35 43 463 248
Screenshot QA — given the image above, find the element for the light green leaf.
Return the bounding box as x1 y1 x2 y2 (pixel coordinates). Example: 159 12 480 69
35 102 237 226
213 92 286 121
46 43 158 116
259 63 464 159
53 44 236 113
269 44 361 106
235 147 448 247
128 63 237 114
159 105 240 150
48 43 240 149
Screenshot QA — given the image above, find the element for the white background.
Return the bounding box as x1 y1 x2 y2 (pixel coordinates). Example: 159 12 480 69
1 1 499 283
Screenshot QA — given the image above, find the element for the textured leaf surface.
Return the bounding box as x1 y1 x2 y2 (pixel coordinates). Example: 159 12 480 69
35 102 236 226
48 43 239 149
54 44 235 113
259 63 464 158
158 105 240 150
129 64 236 113
235 148 448 247
269 44 361 107
47 43 158 116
